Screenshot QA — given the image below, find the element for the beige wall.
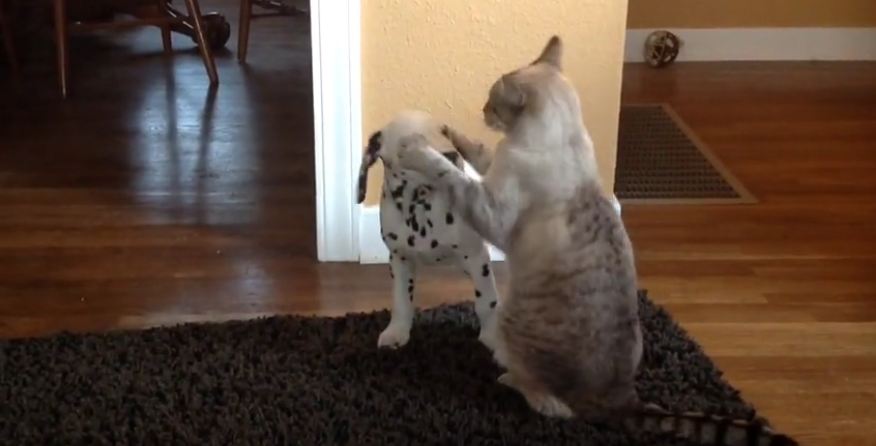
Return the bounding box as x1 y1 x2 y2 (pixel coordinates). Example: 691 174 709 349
628 0 876 29
361 0 629 206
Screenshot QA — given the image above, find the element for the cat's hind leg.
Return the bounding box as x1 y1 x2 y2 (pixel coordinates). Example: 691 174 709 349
378 253 417 348
497 371 574 419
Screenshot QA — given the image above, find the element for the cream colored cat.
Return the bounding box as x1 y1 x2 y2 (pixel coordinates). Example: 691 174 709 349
397 36 796 446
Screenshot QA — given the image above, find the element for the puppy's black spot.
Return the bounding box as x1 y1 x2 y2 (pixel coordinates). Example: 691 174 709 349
407 236 415 247
420 227 426 237
431 240 438 249
391 182 406 199
396 202 402 212
490 301 497 309
452 244 458 249
464 255 469 259
475 290 482 298
427 219 433 228
387 232 398 240
482 264 490 277
408 285 414 293
424 203 432 211
411 220 419 232
400 256 406 261
446 213 454 225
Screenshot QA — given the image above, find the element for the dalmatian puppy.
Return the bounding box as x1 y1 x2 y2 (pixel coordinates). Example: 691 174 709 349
357 110 500 350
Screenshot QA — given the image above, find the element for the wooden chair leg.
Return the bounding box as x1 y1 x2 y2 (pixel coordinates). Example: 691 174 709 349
157 0 172 55
237 0 251 64
183 0 218 85
0 0 20 78
53 0 69 98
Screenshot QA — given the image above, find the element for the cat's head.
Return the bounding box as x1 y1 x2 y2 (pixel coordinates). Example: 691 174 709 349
357 110 462 204
483 35 578 133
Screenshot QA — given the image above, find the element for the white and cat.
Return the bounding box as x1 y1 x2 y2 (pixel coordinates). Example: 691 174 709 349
397 36 796 446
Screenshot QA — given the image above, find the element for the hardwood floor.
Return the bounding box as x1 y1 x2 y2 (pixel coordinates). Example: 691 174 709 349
2 13 875 444
621 62 876 446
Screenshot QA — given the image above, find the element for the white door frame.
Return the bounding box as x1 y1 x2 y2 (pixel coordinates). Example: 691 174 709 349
310 0 361 261
309 1 496 263
310 2 613 262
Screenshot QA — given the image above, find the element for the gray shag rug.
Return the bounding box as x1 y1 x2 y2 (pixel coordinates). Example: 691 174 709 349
1 291 769 445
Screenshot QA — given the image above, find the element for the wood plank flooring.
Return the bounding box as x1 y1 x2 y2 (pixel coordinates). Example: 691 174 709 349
2 11 875 444
621 62 876 446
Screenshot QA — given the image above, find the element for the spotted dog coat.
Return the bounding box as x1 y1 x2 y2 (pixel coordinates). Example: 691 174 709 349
357 110 500 350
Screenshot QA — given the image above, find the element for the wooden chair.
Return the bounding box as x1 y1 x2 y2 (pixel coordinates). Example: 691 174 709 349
53 0 218 98
237 0 305 64
0 0 19 78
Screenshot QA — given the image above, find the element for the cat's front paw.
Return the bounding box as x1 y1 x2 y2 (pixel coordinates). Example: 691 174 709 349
532 395 575 419
377 323 411 349
440 125 463 150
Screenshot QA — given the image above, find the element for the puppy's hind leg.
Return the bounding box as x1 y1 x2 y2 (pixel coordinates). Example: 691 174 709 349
459 243 499 351
378 253 417 349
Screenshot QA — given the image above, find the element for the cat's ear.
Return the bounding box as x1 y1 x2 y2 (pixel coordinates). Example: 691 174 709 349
357 131 382 204
533 35 562 69
498 74 527 109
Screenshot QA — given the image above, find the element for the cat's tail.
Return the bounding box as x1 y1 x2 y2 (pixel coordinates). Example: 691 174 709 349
620 403 798 446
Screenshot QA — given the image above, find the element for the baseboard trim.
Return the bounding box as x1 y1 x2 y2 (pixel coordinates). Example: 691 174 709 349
625 27 876 62
358 207 390 264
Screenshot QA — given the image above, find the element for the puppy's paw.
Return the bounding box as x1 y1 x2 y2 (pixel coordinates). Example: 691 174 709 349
478 331 497 353
478 319 498 352
377 323 411 349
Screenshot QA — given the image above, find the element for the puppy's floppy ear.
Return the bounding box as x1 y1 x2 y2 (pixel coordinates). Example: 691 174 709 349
357 131 382 204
